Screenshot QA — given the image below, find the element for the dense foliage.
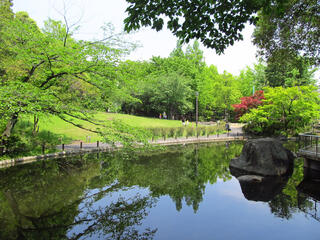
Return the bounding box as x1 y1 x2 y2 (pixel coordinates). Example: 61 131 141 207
0 1 144 154
124 0 320 66
236 62 267 96
240 86 320 136
253 0 319 87
253 0 320 65
1 0 319 156
124 0 271 53
119 41 244 121
232 90 265 120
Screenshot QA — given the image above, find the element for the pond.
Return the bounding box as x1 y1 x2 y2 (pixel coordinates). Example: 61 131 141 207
0 141 320 240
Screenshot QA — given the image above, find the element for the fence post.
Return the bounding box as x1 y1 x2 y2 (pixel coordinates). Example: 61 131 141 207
62 143 65 151
80 141 83 149
316 137 318 159
304 136 307 148
42 143 45 155
97 141 99 148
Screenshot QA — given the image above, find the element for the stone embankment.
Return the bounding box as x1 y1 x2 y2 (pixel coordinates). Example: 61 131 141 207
0 125 245 168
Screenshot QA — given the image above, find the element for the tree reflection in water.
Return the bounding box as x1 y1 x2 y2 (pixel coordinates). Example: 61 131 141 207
231 150 320 222
0 158 157 240
0 141 318 239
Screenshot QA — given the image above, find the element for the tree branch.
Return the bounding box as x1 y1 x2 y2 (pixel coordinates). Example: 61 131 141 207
63 112 105 127
72 74 104 90
22 60 45 82
40 72 68 89
57 115 99 133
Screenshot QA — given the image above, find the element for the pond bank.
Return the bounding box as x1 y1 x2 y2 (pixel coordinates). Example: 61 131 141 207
0 127 245 168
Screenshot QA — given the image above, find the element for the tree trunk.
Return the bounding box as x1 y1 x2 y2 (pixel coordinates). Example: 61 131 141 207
0 113 19 154
33 115 39 135
224 108 228 121
169 106 174 120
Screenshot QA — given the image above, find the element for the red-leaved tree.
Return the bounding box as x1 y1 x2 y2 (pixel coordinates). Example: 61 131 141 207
232 90 265 120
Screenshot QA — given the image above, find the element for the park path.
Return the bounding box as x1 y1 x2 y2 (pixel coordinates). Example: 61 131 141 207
58 125 244 151
0 125 244 167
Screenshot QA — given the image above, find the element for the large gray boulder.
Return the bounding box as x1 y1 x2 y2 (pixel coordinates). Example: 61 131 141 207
230 138 295 176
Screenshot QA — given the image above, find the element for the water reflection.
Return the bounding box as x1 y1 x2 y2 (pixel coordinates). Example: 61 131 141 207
296 168 320 222
0 142 319 239
0 159 157 239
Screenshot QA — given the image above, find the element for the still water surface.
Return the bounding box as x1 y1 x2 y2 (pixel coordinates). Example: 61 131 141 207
0 142 320 239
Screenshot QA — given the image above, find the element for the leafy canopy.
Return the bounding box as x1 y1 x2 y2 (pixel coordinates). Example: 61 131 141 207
253 0 320 65
124 0 271 54
0 4 148 153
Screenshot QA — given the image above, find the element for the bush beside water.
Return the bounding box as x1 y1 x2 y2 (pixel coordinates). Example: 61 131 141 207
147 122 226 141
1 120 72 160
1 121 227 160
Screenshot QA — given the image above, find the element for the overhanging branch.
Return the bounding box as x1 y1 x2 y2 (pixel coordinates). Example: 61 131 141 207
58 115 99 133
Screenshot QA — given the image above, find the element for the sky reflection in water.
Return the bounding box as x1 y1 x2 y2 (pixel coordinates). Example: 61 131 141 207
0 142 320 239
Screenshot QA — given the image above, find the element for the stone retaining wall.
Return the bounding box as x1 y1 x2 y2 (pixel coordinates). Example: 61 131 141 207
0 135 245 169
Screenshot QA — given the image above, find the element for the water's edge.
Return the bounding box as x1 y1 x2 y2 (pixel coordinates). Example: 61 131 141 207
0 135 246 168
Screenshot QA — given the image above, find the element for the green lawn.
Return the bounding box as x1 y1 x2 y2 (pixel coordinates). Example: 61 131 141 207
3 112 224 160
94 112 182 128
22 112 185 143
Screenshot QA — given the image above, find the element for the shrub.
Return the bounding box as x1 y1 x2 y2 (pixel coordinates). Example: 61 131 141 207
168 127 176 139
196 127 202 138
175 127 185 139
149 128 161 141
207 125 217 137
200 126 207 136
232 90 265 120
240 86 320 136
160 128 169 140
186 127 195 139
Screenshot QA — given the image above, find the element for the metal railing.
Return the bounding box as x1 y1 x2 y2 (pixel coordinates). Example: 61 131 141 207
298 133 320 159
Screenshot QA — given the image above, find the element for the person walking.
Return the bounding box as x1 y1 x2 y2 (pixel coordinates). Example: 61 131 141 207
225 122 231 136
163 112 167 119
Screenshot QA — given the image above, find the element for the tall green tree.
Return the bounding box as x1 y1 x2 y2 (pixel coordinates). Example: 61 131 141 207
210 72 242 120
149 72 193 119
253 0 319 87
197 65 220 120
264 50 317 87
0 7 139 154
253 0 320 65
237 62 267 97
119 41 206 119
117 60 151 114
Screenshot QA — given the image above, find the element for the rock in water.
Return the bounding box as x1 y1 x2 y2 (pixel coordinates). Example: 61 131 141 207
237 175 264 182
230 138 295 176
236 175 289 202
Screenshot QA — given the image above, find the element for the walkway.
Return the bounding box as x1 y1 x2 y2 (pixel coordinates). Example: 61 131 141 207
58 126 245 151
0 125 245 168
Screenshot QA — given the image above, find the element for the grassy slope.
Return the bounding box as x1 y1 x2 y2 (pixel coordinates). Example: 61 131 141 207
30 112 183 142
